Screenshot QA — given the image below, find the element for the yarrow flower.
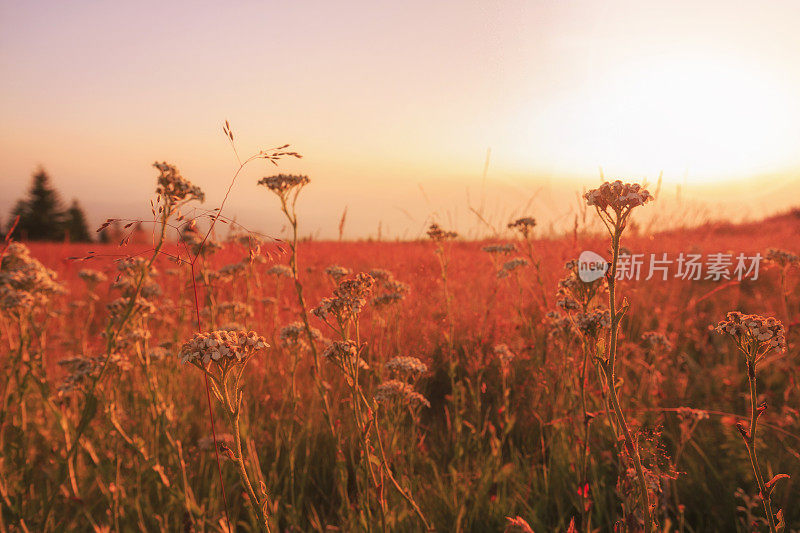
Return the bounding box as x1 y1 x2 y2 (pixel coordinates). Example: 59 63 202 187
584 180 653 212
0 242 65 314
385 356 428 379
279 321 322 351
78 269 107 285
369 269 410 308
179 330 269 367
153 162 205 204
180 220 221 256
427 223 458 242
498 257 529 278
715 312 786 360
257 174 310 198
642 331 672 351
323 340 369 385
266 264 293 277
544 311 577 340
57 353 130 394
314 273 375 323
575 309 611 339
374 379 430 408
765 248 799 268
507 217 536 238
325 265 352 283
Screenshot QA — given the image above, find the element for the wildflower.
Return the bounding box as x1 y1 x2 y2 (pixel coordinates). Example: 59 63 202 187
498 257 529 278
178 330 269 367
106 296 157 319
385 356 428 379
642 331 672 351
368 268 394 282
370 271 410 308
584 180 653 212
544 311 577 339
57 353 130 394
314 273 375 322
507 217 537 239
279 321 322 351
374 379 430 408
219 261 247 278
323 340 369 384
427 223 458 242
153 162 205 204
715 312 786 359
257 174 310 198
266 264 293 277
765 248 799 268
180 220 221 256
78 269 108 285
493 344 515 366
0 242 65 313
574 309 611 339
325 264 352 283
482 243 517 255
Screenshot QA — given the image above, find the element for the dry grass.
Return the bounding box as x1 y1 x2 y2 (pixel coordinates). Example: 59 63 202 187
1 162 799 532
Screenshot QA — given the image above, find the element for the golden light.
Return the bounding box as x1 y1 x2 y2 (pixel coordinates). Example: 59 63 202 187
517 54 799 184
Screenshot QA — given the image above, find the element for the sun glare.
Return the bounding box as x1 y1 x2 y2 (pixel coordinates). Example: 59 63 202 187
522 55 799 184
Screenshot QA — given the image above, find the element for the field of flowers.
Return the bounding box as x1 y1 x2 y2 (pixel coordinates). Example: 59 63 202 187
1 163 798 532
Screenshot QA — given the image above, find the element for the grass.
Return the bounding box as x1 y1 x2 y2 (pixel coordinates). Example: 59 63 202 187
1 163 798 532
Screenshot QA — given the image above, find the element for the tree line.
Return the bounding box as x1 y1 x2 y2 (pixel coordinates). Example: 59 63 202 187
4 168 93 242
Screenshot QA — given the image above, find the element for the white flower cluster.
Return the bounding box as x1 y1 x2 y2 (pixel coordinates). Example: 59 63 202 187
78 269 108 285
57 353 130 394
370 270 410 308
716 312 786 354
498 257 529 278
279 321 322 351
266 264 293 277
153 162 205 204
374 379 430 408
180 221 221 256
179 330 269 366
0 242 65 313
574 309 611 339
114 256 160 298
385 356 427 379
584 180 652 212
257 174 310 197
325 265 352 283
314 273 375 322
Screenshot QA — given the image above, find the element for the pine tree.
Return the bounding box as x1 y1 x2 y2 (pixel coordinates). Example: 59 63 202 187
8 169 66 240
64 199 92 242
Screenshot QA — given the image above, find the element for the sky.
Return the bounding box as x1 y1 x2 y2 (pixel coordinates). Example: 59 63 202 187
2 0 800 239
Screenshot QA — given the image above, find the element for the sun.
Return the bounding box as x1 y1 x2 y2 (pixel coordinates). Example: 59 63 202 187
517 54 799 184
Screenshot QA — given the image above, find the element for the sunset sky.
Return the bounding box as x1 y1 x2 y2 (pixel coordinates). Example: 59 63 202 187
2 1 800 239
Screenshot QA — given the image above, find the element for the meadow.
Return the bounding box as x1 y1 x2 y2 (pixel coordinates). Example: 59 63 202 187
1 163 798 532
